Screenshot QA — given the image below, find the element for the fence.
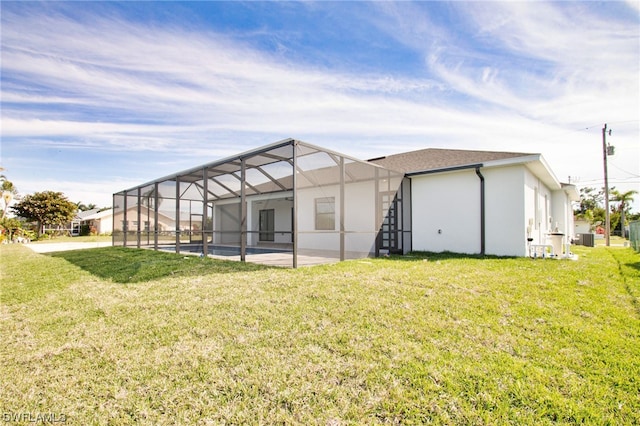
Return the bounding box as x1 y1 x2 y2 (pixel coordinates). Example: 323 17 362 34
630 221 640 252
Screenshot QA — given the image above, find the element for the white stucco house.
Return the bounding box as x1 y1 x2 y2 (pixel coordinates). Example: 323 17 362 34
369 148 579 257
72 208 114 235
113 139 578 266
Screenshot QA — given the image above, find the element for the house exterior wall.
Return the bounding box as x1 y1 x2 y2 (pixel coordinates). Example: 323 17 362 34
484 166 526 256
207 179 390 259
344 180 378 257
524 168 553 247
295 180 380 258
214 201 241 244
574 219 591 235
112 206 189 243
551 190 575 241
410 164 564 257
248 194 293 245
296 184 340 256
73 210 114 235
97 217 113 234
86 215 113 235
410 169 481 254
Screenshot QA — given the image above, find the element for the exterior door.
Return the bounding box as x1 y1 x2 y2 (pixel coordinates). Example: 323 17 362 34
259 209 275 242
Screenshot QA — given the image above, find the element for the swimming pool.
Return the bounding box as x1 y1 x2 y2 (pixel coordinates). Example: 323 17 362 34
159 244 292 257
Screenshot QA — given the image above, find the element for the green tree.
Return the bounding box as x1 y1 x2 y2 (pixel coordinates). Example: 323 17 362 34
611 189 638 238
575 187 603 217
11 191 77 238
591 206 606 228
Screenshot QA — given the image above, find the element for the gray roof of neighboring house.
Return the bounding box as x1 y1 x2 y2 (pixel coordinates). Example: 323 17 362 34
368 148 533 174
76 208 101 220
76 208 112 221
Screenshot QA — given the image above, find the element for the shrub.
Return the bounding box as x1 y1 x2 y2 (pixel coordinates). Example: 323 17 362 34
80 224 91 236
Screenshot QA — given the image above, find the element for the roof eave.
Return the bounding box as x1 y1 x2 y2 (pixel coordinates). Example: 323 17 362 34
561 183 581 202
521 155 562 190
406 163 484 177
480 154 561 190
406 153 563 191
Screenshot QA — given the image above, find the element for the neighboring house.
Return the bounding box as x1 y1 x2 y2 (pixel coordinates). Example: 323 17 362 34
41 209 108 236
112 205 193 243
72 208 114 235
574 219 592 235
113 139 578 266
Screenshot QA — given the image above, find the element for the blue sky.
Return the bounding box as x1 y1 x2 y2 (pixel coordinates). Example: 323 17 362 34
2 1 639 211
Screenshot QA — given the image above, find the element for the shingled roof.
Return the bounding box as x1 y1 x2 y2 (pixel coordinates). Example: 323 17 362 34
368 148 534 174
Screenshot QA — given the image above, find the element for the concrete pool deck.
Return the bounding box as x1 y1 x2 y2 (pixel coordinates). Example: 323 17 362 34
22 241 336 267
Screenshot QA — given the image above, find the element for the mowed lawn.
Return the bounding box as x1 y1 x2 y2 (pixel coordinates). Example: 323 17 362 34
1 244 639 425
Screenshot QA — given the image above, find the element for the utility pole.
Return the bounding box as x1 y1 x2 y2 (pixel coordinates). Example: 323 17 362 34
602 123 612 247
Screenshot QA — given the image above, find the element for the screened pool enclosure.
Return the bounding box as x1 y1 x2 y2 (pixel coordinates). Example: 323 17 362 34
113 139 410 267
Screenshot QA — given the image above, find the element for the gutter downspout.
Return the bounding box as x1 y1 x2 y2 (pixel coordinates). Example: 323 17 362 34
475 166 486 256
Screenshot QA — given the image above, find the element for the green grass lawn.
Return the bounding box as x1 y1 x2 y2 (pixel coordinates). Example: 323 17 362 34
595 235 628 246
1 244 639 425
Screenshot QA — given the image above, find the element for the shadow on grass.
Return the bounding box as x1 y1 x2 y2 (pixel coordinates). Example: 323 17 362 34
626 261 640 271
388 251 519 262
605 248 640 318
49 247 272 284
607 248 640 274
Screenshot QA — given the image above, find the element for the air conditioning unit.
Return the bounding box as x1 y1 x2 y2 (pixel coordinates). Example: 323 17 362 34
577 233 595 247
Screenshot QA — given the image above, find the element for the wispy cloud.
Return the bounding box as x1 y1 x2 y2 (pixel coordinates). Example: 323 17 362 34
373 2 639 125
2 6 449 144
5 3 636 138
1 2 638 209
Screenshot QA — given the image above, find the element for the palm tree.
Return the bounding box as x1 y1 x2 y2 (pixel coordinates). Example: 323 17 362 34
0 169 18 219
76 202 97 212
611 189 638 239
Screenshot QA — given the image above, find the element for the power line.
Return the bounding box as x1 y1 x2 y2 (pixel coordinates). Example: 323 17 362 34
609 162 640 178
532 119 640 149
576 178 640 184
582 119 639 131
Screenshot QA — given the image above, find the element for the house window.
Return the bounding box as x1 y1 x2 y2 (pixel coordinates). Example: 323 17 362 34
315 197 335 230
